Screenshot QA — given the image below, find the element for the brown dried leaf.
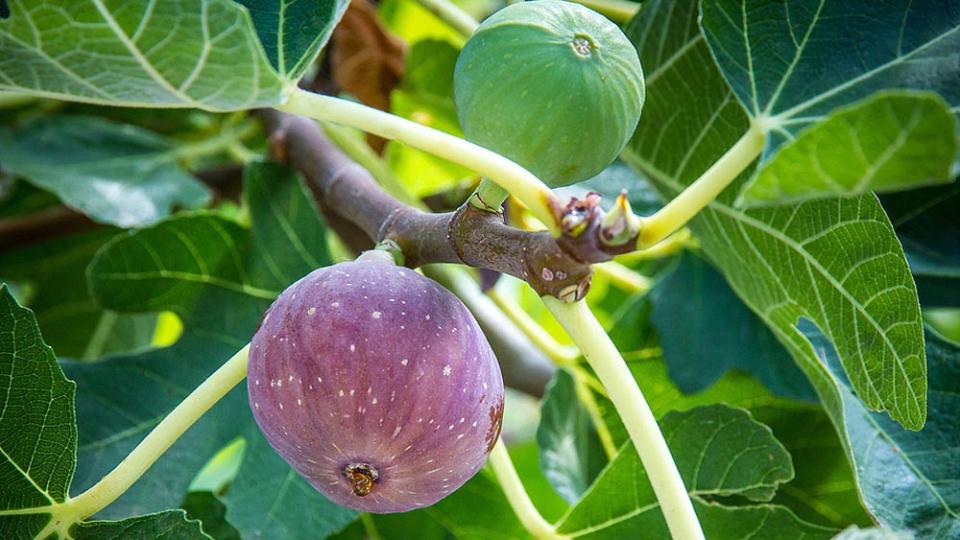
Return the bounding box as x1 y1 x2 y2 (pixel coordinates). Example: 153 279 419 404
332 0 406 114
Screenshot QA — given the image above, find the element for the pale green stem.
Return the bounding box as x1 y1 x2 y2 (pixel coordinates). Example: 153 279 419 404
66 345 250 519
175 119 261 162
487 287 579 365
637 124 765 248
360 513 383 540
543 298 704 540
570 374 618 459
489 438 567 540
276 89 561 233
593 262 653 294
413 0 479 36
469 178 510 212
226 142 259 163
614 228 693 263
569 0 641 23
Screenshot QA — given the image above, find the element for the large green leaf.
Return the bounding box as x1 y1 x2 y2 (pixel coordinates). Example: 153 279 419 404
0 116 210 227
881 182 960 307
625 0 951 532
236 0 350 80
71 162 350 538
556 405 831 539
0 285 76 536
650 252 815 401
0 228 157 360
739 92 958 205
594 297 872 528
0 285 209 539
805 322 960 538
700 0 960 166
624 0 926 430
0 0 284 110
535 370 607 504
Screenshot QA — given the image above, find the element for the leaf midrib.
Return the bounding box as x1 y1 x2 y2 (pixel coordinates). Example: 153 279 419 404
90 0 199 107
624 148 923 423
93 270 277 300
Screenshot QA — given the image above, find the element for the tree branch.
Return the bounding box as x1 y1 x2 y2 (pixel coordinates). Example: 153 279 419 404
259 110 634 300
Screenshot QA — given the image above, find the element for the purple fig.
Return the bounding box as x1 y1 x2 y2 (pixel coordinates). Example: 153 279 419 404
247 257 505 513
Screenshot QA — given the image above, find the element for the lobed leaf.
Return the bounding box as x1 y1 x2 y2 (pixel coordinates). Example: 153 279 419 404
805 323 960 539
555 405 826 539
0 0 286 110
235 0 350 81
585 343 872 527
700 0 960 168
0 285 76 536
625 0 926 430
0 286 212 539
650 252 815 401
740 92 958 205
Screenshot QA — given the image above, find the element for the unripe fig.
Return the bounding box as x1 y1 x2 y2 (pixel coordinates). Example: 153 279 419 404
454 0 645 187
247 257 505 513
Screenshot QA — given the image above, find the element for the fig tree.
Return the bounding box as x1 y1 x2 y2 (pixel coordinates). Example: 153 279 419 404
454 0 645 187
247 256 505 513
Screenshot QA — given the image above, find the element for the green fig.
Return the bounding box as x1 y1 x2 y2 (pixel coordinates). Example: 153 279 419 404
454 0 645 187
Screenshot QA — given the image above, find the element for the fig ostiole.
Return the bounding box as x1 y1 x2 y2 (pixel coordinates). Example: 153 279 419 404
247 255 505 513
454 0 645 188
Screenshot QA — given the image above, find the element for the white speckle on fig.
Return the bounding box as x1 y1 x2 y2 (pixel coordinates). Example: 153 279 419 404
248 258 504 513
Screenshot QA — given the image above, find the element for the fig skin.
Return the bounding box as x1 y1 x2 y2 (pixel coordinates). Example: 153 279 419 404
247 258 505 513
454 0 645 187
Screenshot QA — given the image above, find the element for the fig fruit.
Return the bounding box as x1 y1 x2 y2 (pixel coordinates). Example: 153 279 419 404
247 257 505 513
454 0 645 187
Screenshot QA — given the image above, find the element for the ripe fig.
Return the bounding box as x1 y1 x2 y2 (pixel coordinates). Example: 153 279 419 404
454 0 645 187
247 257 505 513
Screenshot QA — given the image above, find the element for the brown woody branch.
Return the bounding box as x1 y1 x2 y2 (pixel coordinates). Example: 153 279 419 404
260 110 634 299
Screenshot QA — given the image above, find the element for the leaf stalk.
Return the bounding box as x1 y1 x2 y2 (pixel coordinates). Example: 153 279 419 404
543 298 705 540
65 345 250 520
637 124 765 248
489 438 568 540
